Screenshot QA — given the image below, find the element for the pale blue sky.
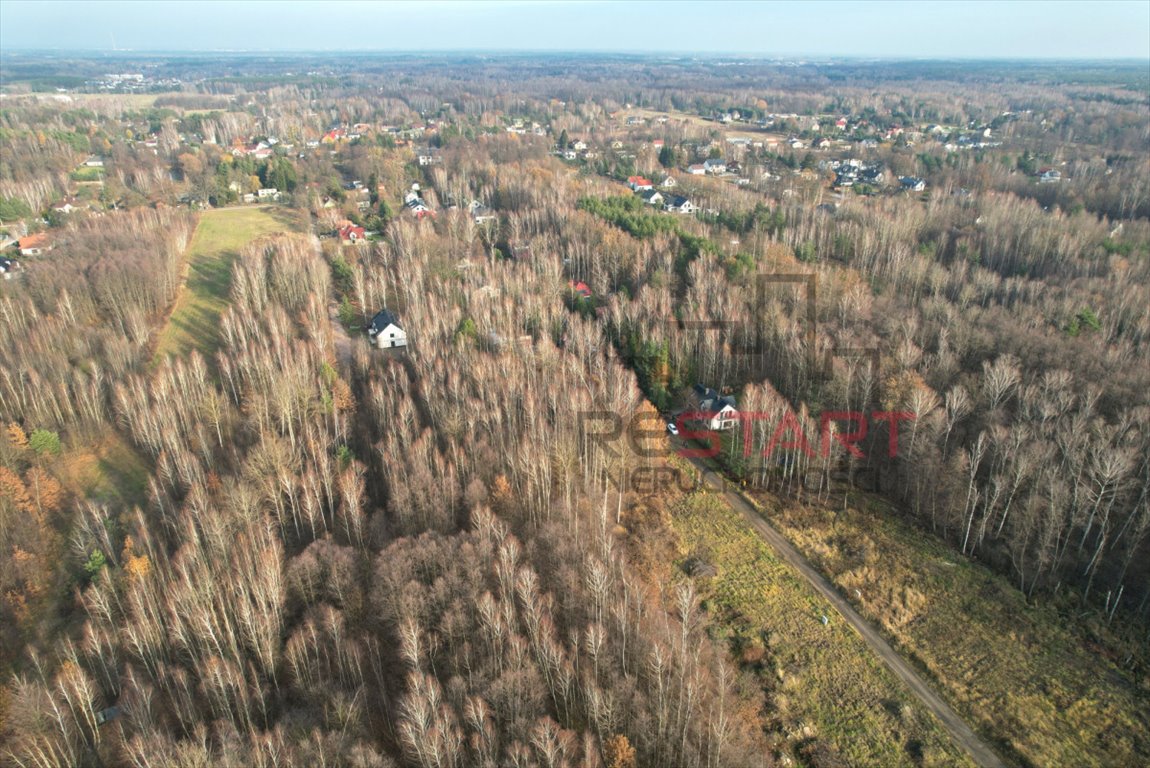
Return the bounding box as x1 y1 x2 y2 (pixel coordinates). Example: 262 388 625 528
1 0 1148 58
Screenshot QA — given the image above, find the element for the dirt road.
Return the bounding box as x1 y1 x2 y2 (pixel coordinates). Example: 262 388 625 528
683 457 1008 768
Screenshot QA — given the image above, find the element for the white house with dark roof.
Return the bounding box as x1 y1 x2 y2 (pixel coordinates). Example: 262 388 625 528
703 158 728 174
664 195 695 215
638 189 664 207
691 384 738 430
368 310 407 349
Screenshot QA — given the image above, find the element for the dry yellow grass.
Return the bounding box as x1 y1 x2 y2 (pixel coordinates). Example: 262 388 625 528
670 490 974 767
763 492 1150 767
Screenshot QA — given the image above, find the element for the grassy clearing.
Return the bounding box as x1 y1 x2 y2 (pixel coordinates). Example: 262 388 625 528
618 107 788 143
70 167 105 182
55 429 150 509
153 206 302 362
761 492 1150 768
669 490 974 767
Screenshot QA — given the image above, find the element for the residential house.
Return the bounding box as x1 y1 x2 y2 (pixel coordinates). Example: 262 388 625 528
468 200 497 225
652 139 665 150
703 158 727 174
664 195 695 215
406 199 434 219
17 233 50 257
638 189 664 207
1038 168 1062 184
687 164 707 175
368 309 407 349
0 257 18 278
50 197 81 214
338 224 366 243
572 140 588 151
628 176 654 191
690 384 739 430
417 149 443 166
659 175 677 188
404 186 435 219
83 156 105 168
256 188 280 200
900 176 926 192
568 280 592 300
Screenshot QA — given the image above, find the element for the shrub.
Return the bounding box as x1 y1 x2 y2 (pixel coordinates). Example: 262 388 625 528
28 429 61 456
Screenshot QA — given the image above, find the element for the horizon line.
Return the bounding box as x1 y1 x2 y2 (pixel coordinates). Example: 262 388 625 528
2 48 1148 64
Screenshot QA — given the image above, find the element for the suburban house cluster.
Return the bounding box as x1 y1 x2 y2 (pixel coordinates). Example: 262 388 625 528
627 176 695 215
830 158 885 188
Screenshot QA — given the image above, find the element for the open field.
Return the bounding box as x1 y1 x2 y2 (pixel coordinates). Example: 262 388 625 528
760 492 1150 768
617 107 788 143
0 91 184 110
152 206 303 362
670 489 976 767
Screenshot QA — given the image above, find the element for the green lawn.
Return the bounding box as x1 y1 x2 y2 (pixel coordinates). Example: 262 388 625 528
760 492 1150 768
670 490 974 767
70 167 105 182
152 206 302 362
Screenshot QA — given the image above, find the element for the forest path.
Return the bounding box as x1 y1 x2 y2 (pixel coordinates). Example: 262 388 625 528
681 455 1009 768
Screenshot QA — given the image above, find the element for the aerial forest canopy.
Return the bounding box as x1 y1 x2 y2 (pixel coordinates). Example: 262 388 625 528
0 53 1148 768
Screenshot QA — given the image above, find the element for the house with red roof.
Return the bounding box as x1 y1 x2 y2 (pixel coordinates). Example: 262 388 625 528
18 233 51 257
338 224 365 243
569 280 592 300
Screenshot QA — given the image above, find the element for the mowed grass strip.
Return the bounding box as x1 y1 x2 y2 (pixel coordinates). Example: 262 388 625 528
671 492 974 768
153 206 302 362
763 494 1150 768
